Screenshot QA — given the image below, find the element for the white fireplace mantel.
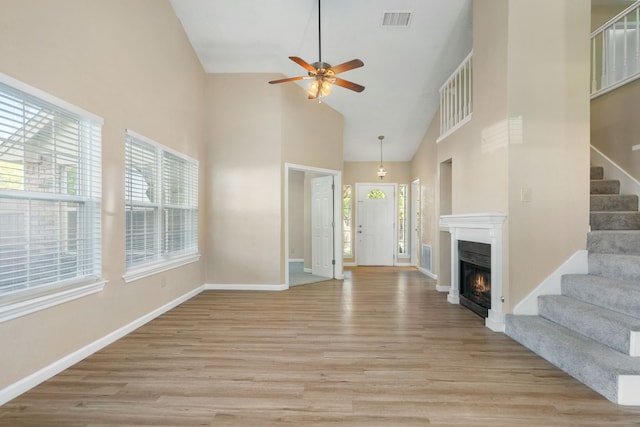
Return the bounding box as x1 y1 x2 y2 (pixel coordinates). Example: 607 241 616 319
439 213 507 332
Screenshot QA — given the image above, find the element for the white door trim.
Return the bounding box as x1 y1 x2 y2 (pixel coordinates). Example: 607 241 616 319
411 179 420 267
284 163 343 287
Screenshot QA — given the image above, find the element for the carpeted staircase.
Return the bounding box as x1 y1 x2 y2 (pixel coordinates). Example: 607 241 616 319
505 166 640 406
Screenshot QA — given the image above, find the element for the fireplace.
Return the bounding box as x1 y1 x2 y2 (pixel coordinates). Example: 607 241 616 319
439 213 506 331
458 240 491 318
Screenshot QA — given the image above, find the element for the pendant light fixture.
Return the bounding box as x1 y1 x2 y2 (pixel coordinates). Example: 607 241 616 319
377 135 387 179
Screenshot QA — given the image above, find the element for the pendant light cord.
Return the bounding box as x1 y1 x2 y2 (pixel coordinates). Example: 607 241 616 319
318 0 322 64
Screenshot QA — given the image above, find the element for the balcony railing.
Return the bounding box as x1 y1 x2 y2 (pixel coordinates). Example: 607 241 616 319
438 51 473 141
591 1 640 98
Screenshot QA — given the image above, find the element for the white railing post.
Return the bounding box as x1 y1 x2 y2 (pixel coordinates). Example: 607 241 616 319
438 51 473 141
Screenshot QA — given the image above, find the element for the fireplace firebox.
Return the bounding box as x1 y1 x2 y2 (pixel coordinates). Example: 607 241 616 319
458 240 491 318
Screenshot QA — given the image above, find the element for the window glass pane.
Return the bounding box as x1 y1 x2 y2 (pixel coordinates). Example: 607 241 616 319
0 80 101 298
125 131 198 270
398 184 408 256
366 189 386 199
342 185 352 257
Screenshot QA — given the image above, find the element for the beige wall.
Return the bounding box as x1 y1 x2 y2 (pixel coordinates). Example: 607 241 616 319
591 78 640 182
288 170 305 260
0 0 206 389
205 75 343 285
411 0 590 311
505 0 590 307
205 73 283 286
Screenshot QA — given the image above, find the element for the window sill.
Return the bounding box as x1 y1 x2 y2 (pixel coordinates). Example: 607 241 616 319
0 278 107 324
123 253 201 283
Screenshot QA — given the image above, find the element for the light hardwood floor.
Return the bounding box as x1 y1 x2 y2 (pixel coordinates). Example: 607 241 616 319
1 267 640 426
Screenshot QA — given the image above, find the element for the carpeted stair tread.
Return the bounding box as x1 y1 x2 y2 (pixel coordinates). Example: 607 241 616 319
591 179 621 195
590 211 640 230
538 295 640 356
562 274 640 318
588 230 640 255
591 166 604 180
505 315 640 404
589 253 640 284
590 194 639 212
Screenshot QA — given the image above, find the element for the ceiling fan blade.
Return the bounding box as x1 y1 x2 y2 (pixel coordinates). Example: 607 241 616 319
289 56 317 72
328 59 364 75
268 76 311 84
333 77 365 93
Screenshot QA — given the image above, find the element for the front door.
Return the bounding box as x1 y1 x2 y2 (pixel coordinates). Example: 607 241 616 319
357 183 395 266
311 175 334 278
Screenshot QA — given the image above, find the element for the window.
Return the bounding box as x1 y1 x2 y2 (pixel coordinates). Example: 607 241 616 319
398 184 408 257
366 189 387 199
0 74 104 321
342 185 352 257
124 130 198 280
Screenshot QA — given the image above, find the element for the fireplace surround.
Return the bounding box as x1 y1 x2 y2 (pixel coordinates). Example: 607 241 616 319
439 213 506 332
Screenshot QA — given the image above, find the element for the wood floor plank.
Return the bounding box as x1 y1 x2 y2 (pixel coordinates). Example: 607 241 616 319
1 267 640 426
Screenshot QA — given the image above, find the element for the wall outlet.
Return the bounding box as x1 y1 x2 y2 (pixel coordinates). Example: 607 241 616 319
520 187 532 203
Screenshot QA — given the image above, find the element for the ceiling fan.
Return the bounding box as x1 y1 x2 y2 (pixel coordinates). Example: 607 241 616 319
268 0 365 100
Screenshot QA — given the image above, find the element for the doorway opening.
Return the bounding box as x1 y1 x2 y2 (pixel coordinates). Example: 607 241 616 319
285 163 343 287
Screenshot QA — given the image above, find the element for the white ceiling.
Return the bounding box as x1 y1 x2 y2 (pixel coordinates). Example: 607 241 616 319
170 0 472 162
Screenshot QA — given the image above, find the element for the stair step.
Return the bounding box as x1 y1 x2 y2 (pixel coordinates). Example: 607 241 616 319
538 295 640 356
590 194 639 212
589 253 640 284
591 179 621 195
590 211 640 230
591 166 604 180
562 274 640 318
505 315 640 405
588 230 640 255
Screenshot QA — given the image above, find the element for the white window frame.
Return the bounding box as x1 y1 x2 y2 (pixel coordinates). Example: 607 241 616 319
0 73 105 323
123 130 199 283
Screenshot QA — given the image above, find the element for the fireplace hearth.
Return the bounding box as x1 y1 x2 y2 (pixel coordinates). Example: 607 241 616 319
458 240 491 318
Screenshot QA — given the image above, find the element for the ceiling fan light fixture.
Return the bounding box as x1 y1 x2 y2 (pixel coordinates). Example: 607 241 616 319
268 0 365 100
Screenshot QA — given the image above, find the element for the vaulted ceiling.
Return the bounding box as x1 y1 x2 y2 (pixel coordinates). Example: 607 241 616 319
170 0 473 162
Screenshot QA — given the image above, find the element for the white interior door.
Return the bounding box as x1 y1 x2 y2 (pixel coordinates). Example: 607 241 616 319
311 175 334 278
357 183 395 266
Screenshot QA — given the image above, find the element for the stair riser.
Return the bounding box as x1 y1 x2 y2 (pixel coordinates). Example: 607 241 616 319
591 166 604 180
591 180 621 195
562 274 640 318
590 212 640 230
538 296 634 356
589 253 640 284
506 316 621 404
588 231 640 255
591 195 639 212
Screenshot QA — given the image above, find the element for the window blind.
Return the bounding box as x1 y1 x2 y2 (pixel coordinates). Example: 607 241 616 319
125 131 198 270
0 79 102 297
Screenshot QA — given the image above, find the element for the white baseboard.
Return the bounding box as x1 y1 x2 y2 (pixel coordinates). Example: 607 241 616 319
0 285 205 406
288 258 304 263
204 283 288 291
395 262 412 267
343 262 356 267
418 267 438 280
512 250 588 315
618 375 640 405
436 284 451 292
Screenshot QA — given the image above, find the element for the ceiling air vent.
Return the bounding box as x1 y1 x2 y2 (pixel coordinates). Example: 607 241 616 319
381 11 412 28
